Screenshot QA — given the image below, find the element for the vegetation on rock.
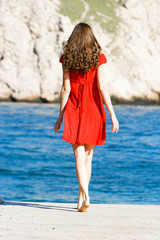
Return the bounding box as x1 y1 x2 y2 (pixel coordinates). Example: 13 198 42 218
59 0 121 33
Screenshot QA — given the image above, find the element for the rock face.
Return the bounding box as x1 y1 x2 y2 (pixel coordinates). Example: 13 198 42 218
0 0 73 102
105 0 160 103
0 0 160 103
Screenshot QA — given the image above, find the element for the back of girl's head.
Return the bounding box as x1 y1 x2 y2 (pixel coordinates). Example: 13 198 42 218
63 23 102 73
68 23 100 52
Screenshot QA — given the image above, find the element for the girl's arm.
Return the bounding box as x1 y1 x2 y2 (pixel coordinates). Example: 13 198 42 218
97 64 119 133
54 65 71 133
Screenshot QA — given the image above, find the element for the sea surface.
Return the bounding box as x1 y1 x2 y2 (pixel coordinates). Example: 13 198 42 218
0 102 160 205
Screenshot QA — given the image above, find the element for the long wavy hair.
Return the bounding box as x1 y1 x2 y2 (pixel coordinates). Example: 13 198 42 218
63 23 102 73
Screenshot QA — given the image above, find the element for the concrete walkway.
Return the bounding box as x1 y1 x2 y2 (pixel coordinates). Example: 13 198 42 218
0 201 160 240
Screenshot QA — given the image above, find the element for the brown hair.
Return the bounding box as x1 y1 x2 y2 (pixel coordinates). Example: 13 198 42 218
63 23 102 73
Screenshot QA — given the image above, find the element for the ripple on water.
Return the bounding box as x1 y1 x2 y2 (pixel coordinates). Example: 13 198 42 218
0 102 160 204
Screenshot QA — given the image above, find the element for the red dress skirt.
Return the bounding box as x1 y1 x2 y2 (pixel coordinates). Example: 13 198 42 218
59 53 107 145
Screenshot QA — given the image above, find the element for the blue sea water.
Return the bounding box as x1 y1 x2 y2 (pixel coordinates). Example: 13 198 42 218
0 102 160 205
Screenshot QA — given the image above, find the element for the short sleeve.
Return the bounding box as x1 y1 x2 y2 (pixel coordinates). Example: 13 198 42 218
98 53 107 66
59 54 63 63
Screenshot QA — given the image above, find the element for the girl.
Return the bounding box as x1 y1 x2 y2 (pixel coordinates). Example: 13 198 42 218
54 23 119 212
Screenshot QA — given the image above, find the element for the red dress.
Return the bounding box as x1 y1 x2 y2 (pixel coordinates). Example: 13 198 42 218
59 53 107 145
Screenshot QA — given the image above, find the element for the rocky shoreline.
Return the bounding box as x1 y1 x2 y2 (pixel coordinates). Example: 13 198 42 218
0 96 159 105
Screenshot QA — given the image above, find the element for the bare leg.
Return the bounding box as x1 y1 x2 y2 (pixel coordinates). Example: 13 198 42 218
77 186 85 209
72 144 95 210
72 144 89 205
72 145 85 208
85 144 95 184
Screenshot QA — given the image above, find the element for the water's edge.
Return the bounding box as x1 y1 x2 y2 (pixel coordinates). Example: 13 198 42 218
0 97 160 105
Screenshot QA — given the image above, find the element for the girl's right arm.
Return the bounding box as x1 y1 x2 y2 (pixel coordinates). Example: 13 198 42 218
97 64 119 133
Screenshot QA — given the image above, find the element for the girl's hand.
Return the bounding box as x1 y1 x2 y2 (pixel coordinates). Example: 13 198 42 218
111 114 119 133
54 117 63 133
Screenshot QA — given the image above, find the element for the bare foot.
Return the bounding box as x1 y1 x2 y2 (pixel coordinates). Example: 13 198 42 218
77 191 85 209
78 200 90 212
77 197 84 209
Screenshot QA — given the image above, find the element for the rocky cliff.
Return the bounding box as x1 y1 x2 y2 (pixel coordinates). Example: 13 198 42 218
107 0 160 104
0 0 160 104
0 0 73 102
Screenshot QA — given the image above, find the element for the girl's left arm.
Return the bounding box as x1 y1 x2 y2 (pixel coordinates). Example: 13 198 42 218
54 66 71 133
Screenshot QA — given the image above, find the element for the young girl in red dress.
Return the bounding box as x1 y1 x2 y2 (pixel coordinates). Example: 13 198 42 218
54 23 119 212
